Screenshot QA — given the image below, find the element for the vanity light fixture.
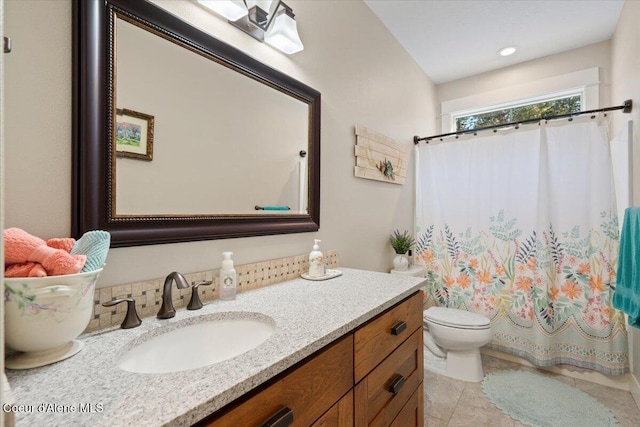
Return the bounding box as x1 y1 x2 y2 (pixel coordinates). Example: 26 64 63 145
198 0 304 54
498 46 517 57
197 0 249 22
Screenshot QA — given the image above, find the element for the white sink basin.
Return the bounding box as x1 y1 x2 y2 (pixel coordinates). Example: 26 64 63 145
117 315 275 374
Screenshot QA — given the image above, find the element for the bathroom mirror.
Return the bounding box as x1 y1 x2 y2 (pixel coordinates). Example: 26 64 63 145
72 0 320 247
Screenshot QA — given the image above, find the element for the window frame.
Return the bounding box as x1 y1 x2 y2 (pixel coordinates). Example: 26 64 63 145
451 89 584 132
440 67 601 134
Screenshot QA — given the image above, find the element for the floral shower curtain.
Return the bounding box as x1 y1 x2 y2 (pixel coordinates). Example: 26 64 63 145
415 116 628 375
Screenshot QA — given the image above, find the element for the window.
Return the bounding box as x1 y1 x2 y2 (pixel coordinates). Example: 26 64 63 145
454 93 582 131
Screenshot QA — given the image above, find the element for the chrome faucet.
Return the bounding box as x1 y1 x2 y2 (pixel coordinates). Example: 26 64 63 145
157 272 190 319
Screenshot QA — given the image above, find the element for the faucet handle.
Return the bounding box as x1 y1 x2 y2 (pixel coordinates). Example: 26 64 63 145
102 298 142 329
187 280 213 310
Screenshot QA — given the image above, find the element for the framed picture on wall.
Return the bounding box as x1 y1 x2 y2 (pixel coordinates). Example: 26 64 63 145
115 108 154 161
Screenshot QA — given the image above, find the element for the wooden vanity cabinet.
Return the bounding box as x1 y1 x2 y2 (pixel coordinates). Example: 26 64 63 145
354 330 423 426
199 291 423 427
354 292 423 383
202 335 354 427
311 390 354 427
354 292 423 427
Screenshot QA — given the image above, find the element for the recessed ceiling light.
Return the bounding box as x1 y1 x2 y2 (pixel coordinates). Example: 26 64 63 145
498 46 517 57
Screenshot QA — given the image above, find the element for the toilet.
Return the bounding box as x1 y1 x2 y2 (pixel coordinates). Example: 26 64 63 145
422 306 493 382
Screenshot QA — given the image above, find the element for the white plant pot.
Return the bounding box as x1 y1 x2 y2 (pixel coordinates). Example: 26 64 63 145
393 253 409 271
4 268 103 369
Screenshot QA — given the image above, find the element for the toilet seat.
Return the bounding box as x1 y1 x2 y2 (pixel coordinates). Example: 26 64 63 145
424 307 491 330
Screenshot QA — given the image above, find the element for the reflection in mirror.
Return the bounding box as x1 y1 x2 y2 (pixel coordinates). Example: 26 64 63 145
115 17 309 216
72 0 320 247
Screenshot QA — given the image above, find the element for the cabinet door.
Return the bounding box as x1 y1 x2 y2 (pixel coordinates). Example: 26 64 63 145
312 390 354 427
390 385 423 427
204 334 353 427
354 292 423 382
354 329 423 427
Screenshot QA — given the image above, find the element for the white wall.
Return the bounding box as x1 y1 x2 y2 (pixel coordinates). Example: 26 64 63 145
610 0 640 401
0 0 8 424
3 0 437 287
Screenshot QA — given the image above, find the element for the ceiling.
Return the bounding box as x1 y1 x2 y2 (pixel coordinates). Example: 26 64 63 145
364 0 625 84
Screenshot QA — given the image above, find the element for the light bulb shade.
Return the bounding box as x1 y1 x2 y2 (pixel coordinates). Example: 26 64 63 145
264 12 303 54
198 0 248 22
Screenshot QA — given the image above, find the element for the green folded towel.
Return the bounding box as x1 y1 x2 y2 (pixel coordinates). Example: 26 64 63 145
613 207 640 328
71 230 111 272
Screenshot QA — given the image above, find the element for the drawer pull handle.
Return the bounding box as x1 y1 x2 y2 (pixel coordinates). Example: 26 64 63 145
391 320 407 336
259 406 294 427
388 374 406 395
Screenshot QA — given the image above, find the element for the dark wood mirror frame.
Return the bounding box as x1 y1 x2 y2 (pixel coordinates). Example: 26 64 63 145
72 0 320 247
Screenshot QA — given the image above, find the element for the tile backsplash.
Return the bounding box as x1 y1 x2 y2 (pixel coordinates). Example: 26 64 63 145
88 250 338 332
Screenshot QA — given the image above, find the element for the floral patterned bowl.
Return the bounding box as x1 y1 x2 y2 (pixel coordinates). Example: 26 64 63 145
4 268 103 369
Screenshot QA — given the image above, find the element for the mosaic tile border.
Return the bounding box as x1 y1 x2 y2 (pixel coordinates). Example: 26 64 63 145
87 250 338 332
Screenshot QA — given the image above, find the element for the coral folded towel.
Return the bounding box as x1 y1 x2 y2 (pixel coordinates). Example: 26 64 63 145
71 230 110 272
46 237 76 253
4 228 86 277
613 207 640 328
5 262 48 278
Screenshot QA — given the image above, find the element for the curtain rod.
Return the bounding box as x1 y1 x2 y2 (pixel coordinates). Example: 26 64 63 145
413 99 633 144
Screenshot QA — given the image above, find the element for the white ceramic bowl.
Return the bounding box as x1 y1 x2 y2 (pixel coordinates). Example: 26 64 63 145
4 268 102 369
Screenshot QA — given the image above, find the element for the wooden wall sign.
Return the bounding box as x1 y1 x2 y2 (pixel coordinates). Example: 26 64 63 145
354 125 408 185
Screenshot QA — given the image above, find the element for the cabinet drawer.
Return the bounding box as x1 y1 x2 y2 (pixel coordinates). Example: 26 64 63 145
354 329 423 427
311 390 353 427
204 334 353 427
354 292 422 382
390 383 423 427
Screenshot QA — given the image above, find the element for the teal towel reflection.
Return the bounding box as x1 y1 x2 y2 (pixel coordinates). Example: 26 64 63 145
255 205 291 211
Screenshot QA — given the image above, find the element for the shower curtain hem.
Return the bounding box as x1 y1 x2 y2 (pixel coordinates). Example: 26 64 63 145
486 343 629 376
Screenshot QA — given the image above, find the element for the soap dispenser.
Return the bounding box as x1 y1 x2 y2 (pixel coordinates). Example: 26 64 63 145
308 239 325 277
219 252 237 300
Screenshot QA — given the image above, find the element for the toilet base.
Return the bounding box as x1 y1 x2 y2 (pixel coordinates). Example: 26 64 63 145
423 348 447 375
424 348 485 382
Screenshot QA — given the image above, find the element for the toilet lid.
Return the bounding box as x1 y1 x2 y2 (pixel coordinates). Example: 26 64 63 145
423 307 491 329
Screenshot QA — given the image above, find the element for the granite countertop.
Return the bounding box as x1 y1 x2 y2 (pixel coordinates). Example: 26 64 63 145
5 268 425 427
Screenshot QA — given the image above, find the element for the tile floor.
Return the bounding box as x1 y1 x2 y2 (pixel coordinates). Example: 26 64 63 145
424 354 640 426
